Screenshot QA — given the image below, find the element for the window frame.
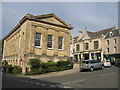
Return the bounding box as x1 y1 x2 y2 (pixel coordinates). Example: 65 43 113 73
76 44 80 51
107 40 109 45
107 48 109 53
58 36 64 50
35 32 42 48
85 43 89 50
47 34 53 49
94 41 99 49
114 39 117 44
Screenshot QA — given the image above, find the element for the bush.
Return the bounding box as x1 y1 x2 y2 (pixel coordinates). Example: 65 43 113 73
7 65 14 73
28 59 41 69
31 68 44 75
46 66 58 72
41 62 57 68
57 60 70 66
12 66 22 73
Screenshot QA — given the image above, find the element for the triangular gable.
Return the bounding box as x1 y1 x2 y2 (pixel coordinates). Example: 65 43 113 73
38 17 65 26
31 13 72 28
82 30 90 40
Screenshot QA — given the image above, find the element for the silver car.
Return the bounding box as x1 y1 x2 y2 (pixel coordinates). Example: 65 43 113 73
80 60 104 72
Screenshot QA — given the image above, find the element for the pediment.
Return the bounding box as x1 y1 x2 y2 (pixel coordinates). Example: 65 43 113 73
31 13 72 29
39 17 65 26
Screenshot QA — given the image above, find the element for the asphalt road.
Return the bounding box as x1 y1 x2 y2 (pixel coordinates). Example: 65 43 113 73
34 65 119 88
2 73 64 88
2 65 119 89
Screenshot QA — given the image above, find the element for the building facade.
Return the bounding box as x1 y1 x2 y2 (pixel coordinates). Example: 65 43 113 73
2 13 73 74
73 27 120 62
104 29 120 60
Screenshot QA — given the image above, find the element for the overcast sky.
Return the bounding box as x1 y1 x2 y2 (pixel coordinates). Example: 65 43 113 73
1 2 118 39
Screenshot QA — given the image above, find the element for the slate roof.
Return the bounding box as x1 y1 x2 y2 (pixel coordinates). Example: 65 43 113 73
105 29 120 38
73 26 117 42
87 26 116 38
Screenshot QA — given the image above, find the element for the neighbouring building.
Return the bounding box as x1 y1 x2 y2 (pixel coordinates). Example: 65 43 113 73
73 26 120 62
2 13 73 74
104 29 120 60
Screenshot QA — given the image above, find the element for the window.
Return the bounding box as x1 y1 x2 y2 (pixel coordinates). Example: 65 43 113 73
114 46 117 53
118 30 120 34
35 33 41 47
58 37 63 50
107 40 109 45
47 35 53 49
114 39 116 44
94 41 99 49
76 44 80 51
85 43 89 50
107 48 109 53
109 32 113 36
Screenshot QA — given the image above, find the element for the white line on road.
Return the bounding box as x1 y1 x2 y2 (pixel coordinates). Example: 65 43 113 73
50 85 56 88
63 86 71 88
99 72 117 77
25 81 29 82
30 82 34 83
35 83 40 85
62 79 86 85
41 84 46 86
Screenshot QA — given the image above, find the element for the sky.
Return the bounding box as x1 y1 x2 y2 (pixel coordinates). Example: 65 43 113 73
1 2 118 39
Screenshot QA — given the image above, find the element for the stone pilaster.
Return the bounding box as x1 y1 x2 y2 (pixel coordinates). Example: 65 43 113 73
54 31 58 56
42 28 47 55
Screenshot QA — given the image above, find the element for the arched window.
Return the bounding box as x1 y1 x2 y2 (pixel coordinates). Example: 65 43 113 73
109 32 113 36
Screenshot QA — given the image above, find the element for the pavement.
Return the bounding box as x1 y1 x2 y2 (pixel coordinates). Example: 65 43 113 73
24 68 80 79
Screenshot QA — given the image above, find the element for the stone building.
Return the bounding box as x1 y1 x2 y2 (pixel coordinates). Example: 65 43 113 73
2 13 73 74
73 26 119 62
104 29 120 60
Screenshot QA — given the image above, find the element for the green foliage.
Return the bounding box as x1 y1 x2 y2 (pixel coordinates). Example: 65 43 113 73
7 65 14 73
2 60 8 72
28 59 73 75
31 68 44 75
57 60 70 66
41 62 57 68
12 66 22 73
28 59 41 69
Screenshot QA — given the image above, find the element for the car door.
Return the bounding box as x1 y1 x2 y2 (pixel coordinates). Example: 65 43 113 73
91 60 97 69
95 60 101 69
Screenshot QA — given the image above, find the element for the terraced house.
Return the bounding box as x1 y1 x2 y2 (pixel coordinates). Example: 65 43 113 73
73 27 120 62
2 13 73 74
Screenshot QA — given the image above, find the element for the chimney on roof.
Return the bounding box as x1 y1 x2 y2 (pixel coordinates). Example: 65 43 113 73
78 30 83 39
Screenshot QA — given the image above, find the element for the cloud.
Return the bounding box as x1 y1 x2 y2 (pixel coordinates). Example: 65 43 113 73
2 2 118 38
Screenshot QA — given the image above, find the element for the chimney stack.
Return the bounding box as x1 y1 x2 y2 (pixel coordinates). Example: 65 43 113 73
78 30 83 39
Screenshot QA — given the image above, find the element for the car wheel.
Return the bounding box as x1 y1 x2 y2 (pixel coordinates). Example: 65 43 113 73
90 67 94 72
101 65 104 70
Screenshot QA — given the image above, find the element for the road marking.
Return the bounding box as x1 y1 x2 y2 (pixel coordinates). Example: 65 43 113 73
30 82 34 83
50 85 56 88
41 84 46 86
35 83 40 85
62 79 86 85
25 81 29 82
63 86 71 88
99 72 117 77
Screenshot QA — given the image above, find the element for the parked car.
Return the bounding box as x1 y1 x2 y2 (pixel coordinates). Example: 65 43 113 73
115 60 120 67
110 60 115 65
80 60 104 72
103 60 111 67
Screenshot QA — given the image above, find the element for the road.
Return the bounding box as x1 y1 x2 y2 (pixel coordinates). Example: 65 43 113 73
2 65 119 89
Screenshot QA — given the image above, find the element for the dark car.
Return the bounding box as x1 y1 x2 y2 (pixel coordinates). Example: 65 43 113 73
115 60 120 67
